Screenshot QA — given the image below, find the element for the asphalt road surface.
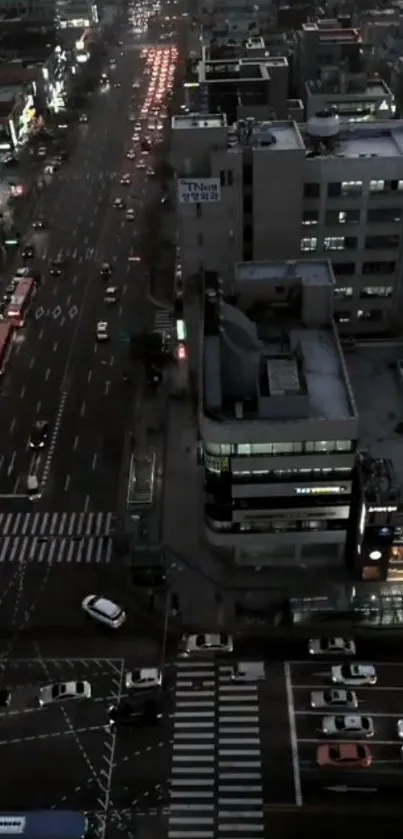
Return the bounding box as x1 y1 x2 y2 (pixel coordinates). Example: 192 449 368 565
0 656 173 838
0 25 162 514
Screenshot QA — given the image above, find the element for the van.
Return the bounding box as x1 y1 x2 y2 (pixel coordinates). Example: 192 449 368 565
231 661 265 682
27 475 40 501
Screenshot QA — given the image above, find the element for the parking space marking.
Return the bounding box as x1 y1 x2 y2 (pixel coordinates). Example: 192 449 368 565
295 710 403 718
292 684 403 691
298 738 402 745
284 663 302 806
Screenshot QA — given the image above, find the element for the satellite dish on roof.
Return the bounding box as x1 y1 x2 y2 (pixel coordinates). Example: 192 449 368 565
307 110 340 139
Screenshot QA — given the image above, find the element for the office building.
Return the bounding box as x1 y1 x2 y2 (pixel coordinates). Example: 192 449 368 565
171 112 403 335
200 259 358 567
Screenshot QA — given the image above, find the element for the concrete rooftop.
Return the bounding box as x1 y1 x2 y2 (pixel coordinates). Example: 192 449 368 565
346 342 403 490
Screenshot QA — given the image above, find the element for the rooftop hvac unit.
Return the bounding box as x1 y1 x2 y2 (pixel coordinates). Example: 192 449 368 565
307 110 340 139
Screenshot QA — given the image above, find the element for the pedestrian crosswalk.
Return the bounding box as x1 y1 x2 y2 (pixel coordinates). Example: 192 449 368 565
153 308 174 342
169 659 264 839
0 512 116 564
0 535 114 564
0 511 115 537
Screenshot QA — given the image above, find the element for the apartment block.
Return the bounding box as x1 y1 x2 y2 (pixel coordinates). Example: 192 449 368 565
171 112 403 335
200 259 358 567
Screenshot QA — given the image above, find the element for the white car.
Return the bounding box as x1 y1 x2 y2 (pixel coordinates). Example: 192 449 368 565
104 286 118 304
126 150 136 159
331 663 377 687
181 633 234 656
132 81 140 88
113 197 124 208
308 638 356 656
125 209 135 221
125 668 162 689
310 689 358 710
397 719 403 739
120 174 131 185
38 681 91 706
320 714 374 738
96 321 109 341
14 266 31 278
82 595 126 629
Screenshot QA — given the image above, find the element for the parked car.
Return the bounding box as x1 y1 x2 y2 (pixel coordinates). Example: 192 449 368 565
308 638 356 656
331 664 377 687
125 668 162 689
320 715 374 738
310 689 358 710
316 742 372 769
38 681 91 706
180 633 234 656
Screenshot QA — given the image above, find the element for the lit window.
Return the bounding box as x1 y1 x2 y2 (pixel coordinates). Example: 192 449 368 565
334 286 353 299
300 237 317 252
341 180 362 196
369 179 385 193
360 286 393 299
302 211 318 226
324 236 345 251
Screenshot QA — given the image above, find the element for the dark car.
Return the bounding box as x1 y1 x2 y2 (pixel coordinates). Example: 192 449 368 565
22 244 35 259
0 689 11 708
55 148 68 161
107 699 162 729
50 259 64 276
29 421 49 449
100 262 112 279
32 218 46 231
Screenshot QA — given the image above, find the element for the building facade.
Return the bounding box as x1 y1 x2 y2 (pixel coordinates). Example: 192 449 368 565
171 113 403 335
199 259 359 567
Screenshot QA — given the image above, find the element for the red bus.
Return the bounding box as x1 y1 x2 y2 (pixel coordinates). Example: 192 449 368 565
6 278 36 327
0 322 15 376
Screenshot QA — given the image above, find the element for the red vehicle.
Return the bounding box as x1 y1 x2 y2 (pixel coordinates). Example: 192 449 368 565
317 742 372 769
6 278 36 326
0 322 15 375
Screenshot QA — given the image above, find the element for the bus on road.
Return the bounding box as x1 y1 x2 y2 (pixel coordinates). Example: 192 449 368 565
0 322 15 376
6 278 36 327
0 812 89 839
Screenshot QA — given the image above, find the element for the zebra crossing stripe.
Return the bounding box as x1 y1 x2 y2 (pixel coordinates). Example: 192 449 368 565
0 536 114 564
0 511 114 537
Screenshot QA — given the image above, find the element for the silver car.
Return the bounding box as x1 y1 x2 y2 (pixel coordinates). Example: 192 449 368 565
38 681 91 706
181 633 234 656
310 688 358 710
320 714 374 738
125 668 162 689
308 638 356 656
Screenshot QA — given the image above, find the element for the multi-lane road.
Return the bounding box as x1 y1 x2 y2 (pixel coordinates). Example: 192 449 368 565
2 646 400 836
0 23 170 515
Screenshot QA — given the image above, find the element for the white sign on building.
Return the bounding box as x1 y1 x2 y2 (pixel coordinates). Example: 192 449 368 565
178 178 221 204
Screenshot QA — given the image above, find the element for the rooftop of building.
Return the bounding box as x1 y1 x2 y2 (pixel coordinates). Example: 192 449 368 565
301 23 362 42
172 113 227 130
227 118 305 151
301 118 403 159
198 58 268 82
306 76 392 99
202 260 356 424
346 342 403 492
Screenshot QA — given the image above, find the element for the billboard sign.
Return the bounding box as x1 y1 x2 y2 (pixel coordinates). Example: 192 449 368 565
178 178 221 204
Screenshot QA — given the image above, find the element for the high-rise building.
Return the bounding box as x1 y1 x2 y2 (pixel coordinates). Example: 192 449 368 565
171 112 403 335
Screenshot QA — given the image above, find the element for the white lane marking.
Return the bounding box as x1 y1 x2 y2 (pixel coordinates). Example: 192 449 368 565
285 662 302 807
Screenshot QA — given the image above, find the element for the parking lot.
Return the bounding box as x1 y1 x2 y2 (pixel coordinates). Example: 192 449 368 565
0 657 172 834
288 658 403 805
